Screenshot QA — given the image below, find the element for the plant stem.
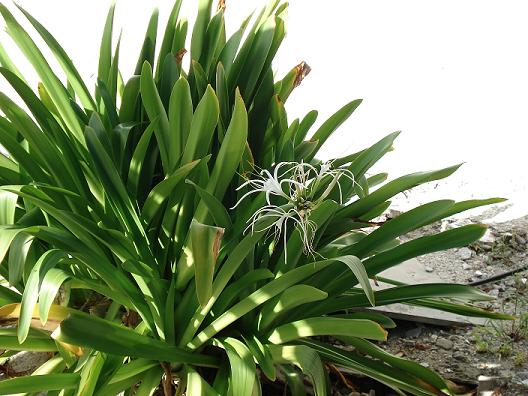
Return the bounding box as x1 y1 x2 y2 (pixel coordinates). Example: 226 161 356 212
161 362 173 396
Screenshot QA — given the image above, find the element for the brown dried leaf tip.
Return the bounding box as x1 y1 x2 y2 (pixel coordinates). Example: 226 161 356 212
217 0 226 11
175 48 187 64
212 228 225 264
294 61 311 88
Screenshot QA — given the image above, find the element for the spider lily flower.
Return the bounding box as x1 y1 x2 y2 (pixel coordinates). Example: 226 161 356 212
235 161 356 256
232 162 302 207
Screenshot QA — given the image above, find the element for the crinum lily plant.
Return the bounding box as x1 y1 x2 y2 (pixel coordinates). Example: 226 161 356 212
0 0 511 395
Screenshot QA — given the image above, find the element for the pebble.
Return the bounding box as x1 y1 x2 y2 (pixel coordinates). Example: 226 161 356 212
474 270 484 278
480 230 496 243
456 247 473 260
405 327 423 338
425 266 434 273
454 352 469 362
6 352 50 375
462 263 471 270
488 289 499 298
436 337 454 350
514 234 527 245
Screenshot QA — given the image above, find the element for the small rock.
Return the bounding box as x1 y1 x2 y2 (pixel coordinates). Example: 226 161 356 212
388 209 402 218
456 247 473 260
449 219 472 229
421 362 430 367
453 352 469 362
405 327 423 338
436 337 454 350
488 289 499 298
480 230 495 244
462 263 471 270
348 393 361 396
514 234 527 245
6 352 50 375
474 270 484 278
425 266 434 273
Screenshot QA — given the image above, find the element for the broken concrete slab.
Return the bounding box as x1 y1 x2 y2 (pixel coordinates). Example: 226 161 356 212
367 258 489 327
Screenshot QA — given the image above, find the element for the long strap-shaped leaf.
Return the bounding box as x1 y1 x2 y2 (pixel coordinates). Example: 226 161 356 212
0 5 82 140
16 4 96 111
188 255 370 349
268 317 387 344
269 344 327 396
0 374 80 394
54 310 219 367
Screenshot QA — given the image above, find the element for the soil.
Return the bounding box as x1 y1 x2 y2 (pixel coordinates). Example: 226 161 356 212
374 207 528 396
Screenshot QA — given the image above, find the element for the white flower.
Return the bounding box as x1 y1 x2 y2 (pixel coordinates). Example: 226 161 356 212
233 161 357 258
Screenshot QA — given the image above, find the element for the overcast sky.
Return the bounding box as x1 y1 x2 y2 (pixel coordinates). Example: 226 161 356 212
1 0 527 219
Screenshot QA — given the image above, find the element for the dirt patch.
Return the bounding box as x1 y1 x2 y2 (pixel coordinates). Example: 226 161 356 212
378 207 528 395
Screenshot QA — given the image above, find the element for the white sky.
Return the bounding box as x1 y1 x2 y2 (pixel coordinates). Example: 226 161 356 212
1 0 527 220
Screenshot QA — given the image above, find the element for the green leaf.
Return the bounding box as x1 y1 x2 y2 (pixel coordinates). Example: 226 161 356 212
0 190 18 225
270 344 327 396
216 337 256 396
338 164 462 219
343 200 455 258
259 285 328 332
334 255 374 306
303 339 448 395
8 232 33 286
186 180 232 229
77 351 105 396
168 77 193 162
0 327 56 352
189 257 349 349
0 226 26 265
135 9 159 75
213 269 274 316
191 220 224 307
126 118 158 198
190 0 214 61
316 283 495 315
16 4 96 111
309 99 362 159
241 334 276 381
98 2 115 93
186 366 220 396
204 88 247 201
181 85 220 164
295 110 318 145
338 336 450 394
0 374 80 394
39 268 70 325
19 250 68 343
54 310 218 367
155 0 183 77
325 224 488 296
0 5 82 140
269 317 387 344
140 61 173 173
141 159 201 225
134 366 164 396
